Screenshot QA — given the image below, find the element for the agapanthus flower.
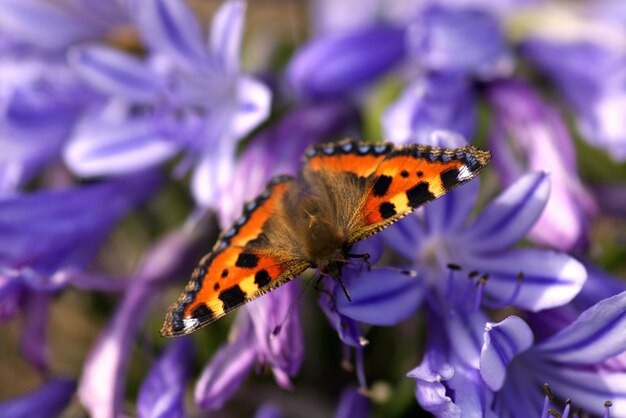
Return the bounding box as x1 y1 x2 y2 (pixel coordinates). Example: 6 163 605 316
520 27 626 159
487 78 596 251
333 131 586 412
482 291 626 416
79 223 216 418
0 377 76 418
0 0 131 193
0 171 159 372
64 0 271 207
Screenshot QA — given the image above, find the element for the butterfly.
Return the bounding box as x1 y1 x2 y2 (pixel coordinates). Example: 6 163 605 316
161 138 491 336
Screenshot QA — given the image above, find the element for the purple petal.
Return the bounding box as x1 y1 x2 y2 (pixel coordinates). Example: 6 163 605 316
336 267 424 326
0 172 161 276
195 318 258 410
594 183 626 217
65 111 182 177
480 316 534 391
573 264 626 311
0 378 75 418
411 5 512 77
319 289 364 348
68 44 165 101
445 310 489 368
79 230 205 418
20 292 51 373
246 281 304 381
0 0 97 50
537 363 626 415
461 171 550 253
255 404 284 418
424 179 479 235
380 214 425 261
190 136 237 208
536 290 626 364
137 0 208 70
209 0 245 74
487 79 595 251
231 76 272 139
334 387 370 418
287 25 407 100
0 275 24 323
383 72 477 145
137 338 194 418
461 249 587 311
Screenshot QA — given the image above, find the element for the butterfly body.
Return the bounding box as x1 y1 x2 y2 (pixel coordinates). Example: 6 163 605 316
161 139 491 337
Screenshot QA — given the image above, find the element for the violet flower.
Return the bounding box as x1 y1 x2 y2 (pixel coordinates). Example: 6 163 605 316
137 338 194 418
64 0 271 207
521 38 626 159
0 0 130 193
0 377 76 418
487 79 596 251
409 4 513 78
482 291 626 416
383 72 476 144
78 223 216 418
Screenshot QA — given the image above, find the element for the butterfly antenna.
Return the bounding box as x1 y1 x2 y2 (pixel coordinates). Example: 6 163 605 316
272 277 315 337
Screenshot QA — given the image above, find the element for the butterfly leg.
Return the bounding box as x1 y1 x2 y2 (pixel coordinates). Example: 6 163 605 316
336 275 353 302
347 253 371 272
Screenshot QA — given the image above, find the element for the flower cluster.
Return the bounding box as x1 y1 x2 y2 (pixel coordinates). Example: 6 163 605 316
1 0 626 417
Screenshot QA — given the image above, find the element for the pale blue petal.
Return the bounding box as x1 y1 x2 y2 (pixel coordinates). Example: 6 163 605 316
461 171 550 253
68 44 165 101
195 319 257 409
209 0 245 74
460 249 586 311
445 310 488 368
138 0 208 69
231 76 272 139
480 316 534 391
0 0 96 50
65 112 181 177
380 214 425 261
536 290 626 364
336 267 424 326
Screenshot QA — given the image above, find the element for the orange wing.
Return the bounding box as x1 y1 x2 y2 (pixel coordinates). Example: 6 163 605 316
350 144 491 242
302 139 490 243
161 176 311 337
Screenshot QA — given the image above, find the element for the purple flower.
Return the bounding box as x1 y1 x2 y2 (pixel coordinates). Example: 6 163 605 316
482 291 626 416
334 387 370 418
383 72 476 144
0 377 75 418
521 38 626 159
409 4 513 78
78 225 215 418
487 79 596 251
137 338 194 418
195 281 303 409
64 0 271 207
286 25 407 101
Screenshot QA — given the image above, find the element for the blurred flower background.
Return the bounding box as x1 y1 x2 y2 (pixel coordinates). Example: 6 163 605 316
1 0 626 417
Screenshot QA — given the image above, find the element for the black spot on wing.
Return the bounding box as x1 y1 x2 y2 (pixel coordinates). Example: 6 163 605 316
400 170 409 178
221 269 229 278
191 304 215 322
407 183 436 208
235 253 259 268
379 202 397 219
373 175 393 197
441 168 460 191
219 285 247 311
254 269 271 287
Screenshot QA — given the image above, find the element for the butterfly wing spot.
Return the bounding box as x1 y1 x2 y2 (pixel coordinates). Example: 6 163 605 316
379 202 397 219
373 175 393 197
407 182 436 208
221 269 229 278
218 285 247 311
254 269 271 287
400 170 409 178
235 252 259 268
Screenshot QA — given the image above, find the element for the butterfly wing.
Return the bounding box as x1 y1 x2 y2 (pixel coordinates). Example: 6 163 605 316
161 175 311 337
301 139 490 244
350 143 491 242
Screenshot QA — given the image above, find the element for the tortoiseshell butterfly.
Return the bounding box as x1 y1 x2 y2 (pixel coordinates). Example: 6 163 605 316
161 138 491 336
